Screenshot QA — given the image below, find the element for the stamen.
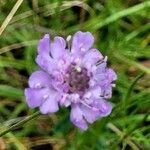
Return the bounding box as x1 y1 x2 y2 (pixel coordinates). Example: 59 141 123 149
75 66 81 72
66 35 72 50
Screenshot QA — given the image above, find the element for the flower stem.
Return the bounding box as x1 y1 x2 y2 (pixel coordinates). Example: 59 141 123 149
0 111 40 137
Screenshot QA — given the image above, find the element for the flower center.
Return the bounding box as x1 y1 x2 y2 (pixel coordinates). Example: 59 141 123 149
67 64 90 93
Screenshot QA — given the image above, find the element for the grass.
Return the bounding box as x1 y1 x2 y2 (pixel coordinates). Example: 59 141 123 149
0 0 150 149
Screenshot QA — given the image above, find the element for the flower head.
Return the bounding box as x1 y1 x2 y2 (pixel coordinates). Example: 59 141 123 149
25 31 117 130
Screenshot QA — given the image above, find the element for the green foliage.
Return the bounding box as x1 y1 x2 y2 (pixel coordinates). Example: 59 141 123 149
0 0 150 149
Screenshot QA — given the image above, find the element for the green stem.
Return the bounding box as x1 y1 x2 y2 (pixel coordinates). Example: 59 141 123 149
0 110 40 137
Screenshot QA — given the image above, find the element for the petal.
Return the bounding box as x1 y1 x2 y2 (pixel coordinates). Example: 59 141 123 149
93 68 117 89
80 104 99 124
71 31 94 54
103 86 112 99
36 35 57 73
86 86 101 99
70 104 88 130
36 54 56 73
83 48 103 66
59 93 71 107
92 99 112 117
93 73 106 84
95 62 107 74
38 34 50 55
39 89 59 114
24 88 49 108
50 36 66 59
28 70 51 88
107 69 117 81
91 86 101 98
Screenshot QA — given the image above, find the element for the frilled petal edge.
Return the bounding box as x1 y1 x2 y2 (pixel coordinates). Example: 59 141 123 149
25 88 49 108
70 104 88 130
28 70 51 88
50 36 66 59
38 34 50 54
71 31 94 54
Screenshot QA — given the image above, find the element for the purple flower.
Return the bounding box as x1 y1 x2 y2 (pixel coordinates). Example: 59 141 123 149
25 31 117 130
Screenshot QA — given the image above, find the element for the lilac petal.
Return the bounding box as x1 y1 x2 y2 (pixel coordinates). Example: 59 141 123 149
40 89 59 114
95 62 107 74
83 48 103 66
71 31 94 54
36 34 57 73
93 68 117 88
103 86 112 99
80 104 99 124
107 69 117 81
50 36 66 59
38 34 50 54
36 54 56 73
85 86 101 99
70 104 88 130
59 93 71 107
93 73 106 85
28 70 51 88
24 88 49 108
93 99 112 117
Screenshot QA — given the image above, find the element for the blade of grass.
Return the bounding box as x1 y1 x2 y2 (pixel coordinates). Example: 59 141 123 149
107 123 140 150
0 40 37 54
67 1 150 32
0 111 40 137
85 1 150 30
4 131 27 150
0 0 24 35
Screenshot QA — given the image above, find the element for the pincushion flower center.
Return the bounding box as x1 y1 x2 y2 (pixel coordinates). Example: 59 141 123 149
67 64 90 93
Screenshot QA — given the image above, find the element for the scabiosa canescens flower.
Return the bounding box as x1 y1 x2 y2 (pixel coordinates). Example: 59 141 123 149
25 31 117 130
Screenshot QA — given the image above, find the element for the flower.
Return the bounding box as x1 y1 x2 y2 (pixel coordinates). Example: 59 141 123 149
25 31 117 130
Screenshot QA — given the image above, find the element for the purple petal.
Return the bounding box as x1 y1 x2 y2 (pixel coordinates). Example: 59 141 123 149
80 104 99 124
36 34 57 73
95 62 107 74
28 70 51 88
59 93 71 107
83 48 103 66
107 69 117 81
36 54 56 73
103 86 112 99
24 88 49 108
92 73 106 85
93 99 112 117
71 31 94 54
85 86 101 99
38 34 50 55
50 36 66 59
70 104 88 130
40 89 59 114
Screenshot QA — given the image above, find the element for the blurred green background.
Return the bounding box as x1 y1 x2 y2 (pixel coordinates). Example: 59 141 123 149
0 0 150 149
